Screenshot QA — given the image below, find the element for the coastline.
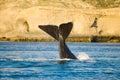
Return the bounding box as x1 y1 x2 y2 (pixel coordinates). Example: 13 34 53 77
0 36 120 43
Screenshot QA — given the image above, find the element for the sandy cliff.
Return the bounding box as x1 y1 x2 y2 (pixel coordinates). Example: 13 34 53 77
0 0 120 42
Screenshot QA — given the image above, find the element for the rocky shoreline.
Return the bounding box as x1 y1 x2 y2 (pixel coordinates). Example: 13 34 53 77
0 36 120 43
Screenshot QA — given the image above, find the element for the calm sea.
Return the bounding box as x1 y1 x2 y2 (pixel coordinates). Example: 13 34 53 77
0 42 120 80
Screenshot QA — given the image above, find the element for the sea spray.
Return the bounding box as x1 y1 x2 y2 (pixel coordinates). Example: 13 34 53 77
77 52 94 62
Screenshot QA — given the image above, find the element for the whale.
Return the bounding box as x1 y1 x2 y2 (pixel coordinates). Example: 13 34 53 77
38 22 77 59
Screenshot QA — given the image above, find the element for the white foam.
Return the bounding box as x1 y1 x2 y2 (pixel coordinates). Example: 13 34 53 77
1 58 72 62
1 53 96 62
77 52 94 62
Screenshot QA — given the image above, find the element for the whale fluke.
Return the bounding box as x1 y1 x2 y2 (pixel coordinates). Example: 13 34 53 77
38 22 77 59
39 25 59 40
59 22 73 40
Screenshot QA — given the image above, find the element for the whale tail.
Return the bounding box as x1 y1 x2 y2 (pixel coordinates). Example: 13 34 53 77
38 22 77 59
38 22 72 40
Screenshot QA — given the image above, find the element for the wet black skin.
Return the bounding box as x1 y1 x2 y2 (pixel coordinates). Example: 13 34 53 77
38 22 77 59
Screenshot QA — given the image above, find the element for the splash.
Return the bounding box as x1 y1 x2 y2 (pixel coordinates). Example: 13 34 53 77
77 52 93 61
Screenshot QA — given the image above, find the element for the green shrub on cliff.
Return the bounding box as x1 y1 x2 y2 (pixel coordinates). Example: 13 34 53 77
0 0 120 10
82 0 120 8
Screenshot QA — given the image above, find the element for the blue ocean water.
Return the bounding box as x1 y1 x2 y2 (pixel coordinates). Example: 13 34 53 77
0 42 120 80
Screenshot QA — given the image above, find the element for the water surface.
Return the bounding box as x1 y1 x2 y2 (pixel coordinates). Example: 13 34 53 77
0 42 120 80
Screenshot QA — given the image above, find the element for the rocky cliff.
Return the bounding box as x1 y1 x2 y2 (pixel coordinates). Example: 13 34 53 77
0 0 120 42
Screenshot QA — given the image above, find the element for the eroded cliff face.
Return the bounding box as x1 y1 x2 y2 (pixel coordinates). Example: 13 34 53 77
0 0 120 41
